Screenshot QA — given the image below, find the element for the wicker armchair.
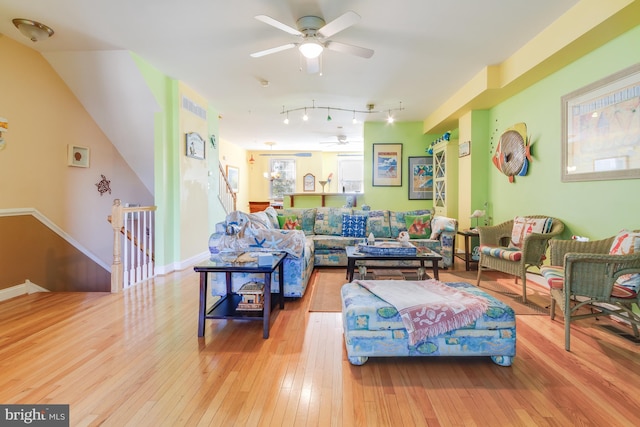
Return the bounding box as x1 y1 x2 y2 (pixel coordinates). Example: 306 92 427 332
475 216 564 303
543 234 640 351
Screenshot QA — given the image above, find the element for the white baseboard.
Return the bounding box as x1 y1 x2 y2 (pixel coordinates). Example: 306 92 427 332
0 280 49 302
155 251 210 275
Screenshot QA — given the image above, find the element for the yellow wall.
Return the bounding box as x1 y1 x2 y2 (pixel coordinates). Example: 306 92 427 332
220 139 249 212
239 149 362 208
178 83 211 260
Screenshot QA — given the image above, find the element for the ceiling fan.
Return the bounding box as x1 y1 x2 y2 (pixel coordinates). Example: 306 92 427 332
319 135 362 146
250 10 374 73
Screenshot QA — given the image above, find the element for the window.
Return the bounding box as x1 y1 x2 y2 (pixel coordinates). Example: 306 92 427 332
338 156 364 193
269 158 296 198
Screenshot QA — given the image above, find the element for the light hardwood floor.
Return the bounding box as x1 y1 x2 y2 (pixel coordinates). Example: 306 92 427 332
1 266 639 426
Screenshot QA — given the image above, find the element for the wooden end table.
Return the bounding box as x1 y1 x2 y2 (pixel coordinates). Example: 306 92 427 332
455 230 480 271
194 252 286 339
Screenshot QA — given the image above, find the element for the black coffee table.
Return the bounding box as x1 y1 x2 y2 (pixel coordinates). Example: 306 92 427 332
345 245 442 282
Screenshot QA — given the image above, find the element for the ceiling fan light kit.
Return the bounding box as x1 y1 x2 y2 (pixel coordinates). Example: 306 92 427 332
299 40 324 59
251 10 374 74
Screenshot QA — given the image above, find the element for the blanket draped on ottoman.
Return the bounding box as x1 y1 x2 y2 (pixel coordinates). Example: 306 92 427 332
354 279 489 345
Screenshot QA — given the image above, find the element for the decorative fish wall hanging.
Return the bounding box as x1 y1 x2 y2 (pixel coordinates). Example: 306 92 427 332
492 122 532 183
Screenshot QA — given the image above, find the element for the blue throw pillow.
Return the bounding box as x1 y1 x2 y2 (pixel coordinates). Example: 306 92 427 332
342 214 367 238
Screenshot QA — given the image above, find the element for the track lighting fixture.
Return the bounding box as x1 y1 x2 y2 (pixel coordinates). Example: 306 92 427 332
280 101 404 124
387 110 395 124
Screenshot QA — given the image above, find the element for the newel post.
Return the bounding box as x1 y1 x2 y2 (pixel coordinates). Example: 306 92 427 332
111 199 124 293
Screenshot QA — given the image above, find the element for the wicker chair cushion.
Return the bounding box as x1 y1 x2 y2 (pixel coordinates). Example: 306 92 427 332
540 265 564 289
540 265 638 299
609 230 640 294
480 245 522 261
508 216 552 249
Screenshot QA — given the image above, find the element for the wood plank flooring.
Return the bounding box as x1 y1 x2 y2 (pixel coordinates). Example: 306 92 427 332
0 266 639 426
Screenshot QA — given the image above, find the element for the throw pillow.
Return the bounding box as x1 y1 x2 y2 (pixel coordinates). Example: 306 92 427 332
404 214 432 239
277 215 301 230
430 216 456 239
341 214 367 238
609 230 640 295
508 216 552 249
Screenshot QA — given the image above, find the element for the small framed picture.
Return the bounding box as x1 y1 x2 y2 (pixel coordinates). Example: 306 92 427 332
68 145 90 167
303 173 315 192
459 141 471 157
226 165 239 193
186 132 205 160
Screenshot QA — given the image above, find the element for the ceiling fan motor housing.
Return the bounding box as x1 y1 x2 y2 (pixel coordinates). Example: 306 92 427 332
297 16 325 37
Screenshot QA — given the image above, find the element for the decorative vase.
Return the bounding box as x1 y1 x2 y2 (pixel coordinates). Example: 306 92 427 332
319 180 328 193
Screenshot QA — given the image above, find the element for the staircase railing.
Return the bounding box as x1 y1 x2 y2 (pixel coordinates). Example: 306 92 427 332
219 162 237 214
110 199 157 292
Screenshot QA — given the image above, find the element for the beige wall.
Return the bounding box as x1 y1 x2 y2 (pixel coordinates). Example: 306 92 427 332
0 36 152 273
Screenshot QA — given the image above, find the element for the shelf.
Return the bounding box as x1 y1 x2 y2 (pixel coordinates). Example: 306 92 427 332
286 193 359 207
206 294 278 320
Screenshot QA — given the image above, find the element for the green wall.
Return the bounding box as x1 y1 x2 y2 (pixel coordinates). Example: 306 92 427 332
133 53 224 267
483 24 640 240
362 121 441 211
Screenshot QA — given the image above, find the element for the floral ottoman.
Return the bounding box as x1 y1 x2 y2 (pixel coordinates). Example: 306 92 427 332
341 281 516 366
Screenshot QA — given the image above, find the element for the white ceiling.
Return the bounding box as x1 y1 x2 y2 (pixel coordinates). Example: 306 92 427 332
0 0 580 155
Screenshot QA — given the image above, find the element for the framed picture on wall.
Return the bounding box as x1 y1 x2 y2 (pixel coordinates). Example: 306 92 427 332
226 165 239 193
561 63 640 182
186 132 205 160
408 156 433 200
303 173 315 192
372 143 402 186
68 145 90 168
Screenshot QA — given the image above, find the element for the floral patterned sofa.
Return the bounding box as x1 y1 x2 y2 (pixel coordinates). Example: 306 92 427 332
208 206 458 299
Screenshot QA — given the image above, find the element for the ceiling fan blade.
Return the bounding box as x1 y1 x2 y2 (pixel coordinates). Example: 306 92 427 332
317 10 360 39
250 43 296 58
306 56 320 74
325 41 374 58
255 15 302 36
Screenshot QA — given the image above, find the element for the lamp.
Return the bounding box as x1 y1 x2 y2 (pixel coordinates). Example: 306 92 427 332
248 154 255 165
12 19 54 42
299 40 323 59
470 210 486 229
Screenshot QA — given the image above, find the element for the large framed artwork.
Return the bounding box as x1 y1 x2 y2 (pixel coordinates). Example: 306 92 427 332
372 143 402 186
408 156 433 200
561 63 640 182
226 165 239 193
